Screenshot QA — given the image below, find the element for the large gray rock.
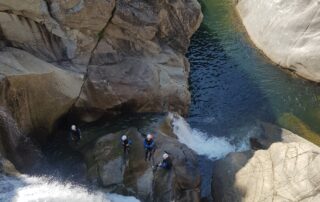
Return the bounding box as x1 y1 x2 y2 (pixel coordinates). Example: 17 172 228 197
236 0 320 82
0 47 83 143
82 127 201 202
212 123 320 202
0 0 203 121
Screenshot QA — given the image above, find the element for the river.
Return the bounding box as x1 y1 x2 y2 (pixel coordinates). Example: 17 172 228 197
187 0 320 145
179 0 320 199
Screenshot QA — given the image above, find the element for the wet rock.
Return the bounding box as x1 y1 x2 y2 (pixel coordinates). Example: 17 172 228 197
212 151 253 202
100 157 123 186
0 107 42 171
0 156 19 176
212 124 320 202
82 127 200 202
236 0 320 82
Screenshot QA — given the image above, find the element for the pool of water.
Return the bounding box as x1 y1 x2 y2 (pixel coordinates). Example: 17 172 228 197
187 0 320 145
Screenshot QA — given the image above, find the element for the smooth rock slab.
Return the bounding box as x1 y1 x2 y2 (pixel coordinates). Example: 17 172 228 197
212 124 320 202
236 0 320 82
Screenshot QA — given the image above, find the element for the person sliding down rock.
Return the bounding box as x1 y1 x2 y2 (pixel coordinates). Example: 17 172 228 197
153 152 172 171
144 134 156 161
121 135 132 155
69 125 81 144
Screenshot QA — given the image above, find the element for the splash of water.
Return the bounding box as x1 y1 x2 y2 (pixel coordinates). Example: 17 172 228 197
0 174 140 202
170 113 250 159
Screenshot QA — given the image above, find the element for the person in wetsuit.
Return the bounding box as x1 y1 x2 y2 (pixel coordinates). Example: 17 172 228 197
69 125 81 144
144 134 155 161
121 135 132 154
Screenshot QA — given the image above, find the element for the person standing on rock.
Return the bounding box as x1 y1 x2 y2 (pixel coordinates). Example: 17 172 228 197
144 134 156 161
121 135 132 155
69 125 81 144
154 152 172 171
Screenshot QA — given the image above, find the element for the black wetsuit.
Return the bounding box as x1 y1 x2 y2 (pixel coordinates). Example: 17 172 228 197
158 158 172 170
121 139 132 154
70 128 81 143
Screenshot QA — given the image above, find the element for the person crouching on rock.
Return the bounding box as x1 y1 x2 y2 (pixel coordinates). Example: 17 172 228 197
154 152 172 170
144 134 155 161
121 135 132 155
69 124 81 144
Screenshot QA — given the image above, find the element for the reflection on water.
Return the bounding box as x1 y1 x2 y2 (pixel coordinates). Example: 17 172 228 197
187 0 320 144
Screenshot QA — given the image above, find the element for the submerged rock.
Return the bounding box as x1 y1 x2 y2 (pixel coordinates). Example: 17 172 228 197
278 113 320 146
82 127 200 202
212 123 320 202
236 0 320 82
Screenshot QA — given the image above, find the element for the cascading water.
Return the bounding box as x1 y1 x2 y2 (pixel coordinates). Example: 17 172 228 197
170 113 250 159
0 174 140 202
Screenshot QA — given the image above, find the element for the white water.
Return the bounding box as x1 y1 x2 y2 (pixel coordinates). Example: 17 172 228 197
0 174 140 202
171 113 250 159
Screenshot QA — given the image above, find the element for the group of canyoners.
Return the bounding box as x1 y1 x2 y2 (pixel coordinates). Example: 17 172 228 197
69 124 172 170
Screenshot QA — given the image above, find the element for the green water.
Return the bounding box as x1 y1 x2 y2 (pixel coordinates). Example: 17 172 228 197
187 0 320 145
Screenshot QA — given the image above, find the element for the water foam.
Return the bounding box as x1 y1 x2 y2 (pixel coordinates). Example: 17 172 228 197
171 113 250 159
0 174 140 202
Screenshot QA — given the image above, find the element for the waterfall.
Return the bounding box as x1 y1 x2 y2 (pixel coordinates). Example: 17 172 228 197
170 113 250 159
0 174 140 202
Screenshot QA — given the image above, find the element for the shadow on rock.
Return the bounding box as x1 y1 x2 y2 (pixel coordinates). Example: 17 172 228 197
211 122 320 201
81 124 201 202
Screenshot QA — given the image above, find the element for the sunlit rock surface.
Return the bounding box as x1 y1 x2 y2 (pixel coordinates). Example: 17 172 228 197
212 123 320 202
236 0 320 82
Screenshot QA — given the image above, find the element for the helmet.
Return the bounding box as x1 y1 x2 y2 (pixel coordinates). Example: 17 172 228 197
121 135 127 141
163 153 169 159
71 125 76 131
147 134 153 140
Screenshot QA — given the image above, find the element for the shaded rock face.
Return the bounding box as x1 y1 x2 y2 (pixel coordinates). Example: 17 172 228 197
236 0 320 82
0 48 83 144
0 107 41 171
82 128 200 202
212 123 320 202
0 0 202 148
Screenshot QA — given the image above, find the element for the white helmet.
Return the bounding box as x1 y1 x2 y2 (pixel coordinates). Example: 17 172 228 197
71 125 76 131
121 135 127 141
163 153 169 159
147 134 153 140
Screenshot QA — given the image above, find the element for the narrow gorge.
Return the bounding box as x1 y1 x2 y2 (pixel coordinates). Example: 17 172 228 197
1 0 320 202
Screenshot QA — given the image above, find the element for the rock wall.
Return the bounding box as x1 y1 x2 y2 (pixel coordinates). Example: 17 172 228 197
212 123 320 202
81 127 201 202
0 0 202 143
236 0 320 82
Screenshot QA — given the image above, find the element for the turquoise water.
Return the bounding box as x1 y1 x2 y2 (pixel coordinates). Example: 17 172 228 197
187 0 320 144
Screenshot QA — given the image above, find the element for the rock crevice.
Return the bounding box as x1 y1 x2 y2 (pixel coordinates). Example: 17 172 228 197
0 0 203 143
212 123 320 202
